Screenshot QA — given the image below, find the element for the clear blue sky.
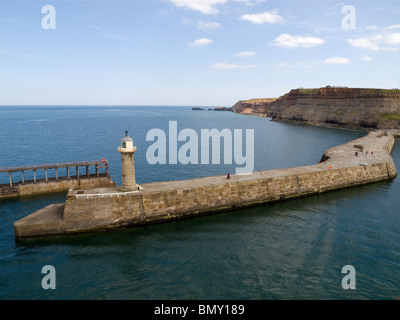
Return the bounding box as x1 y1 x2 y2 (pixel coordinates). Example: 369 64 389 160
0 0 399 106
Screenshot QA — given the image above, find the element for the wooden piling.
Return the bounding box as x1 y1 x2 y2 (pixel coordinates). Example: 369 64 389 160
1 160 109 187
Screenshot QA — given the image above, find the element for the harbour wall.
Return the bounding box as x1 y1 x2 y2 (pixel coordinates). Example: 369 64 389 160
0 176 114 200
14 131 397 238
62 162 395 230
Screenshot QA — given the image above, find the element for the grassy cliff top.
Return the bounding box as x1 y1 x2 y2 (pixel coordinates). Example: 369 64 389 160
297 87 400 95
246 98 278 103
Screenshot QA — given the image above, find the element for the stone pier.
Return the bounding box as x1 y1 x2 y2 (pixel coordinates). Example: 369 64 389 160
13 131 397 239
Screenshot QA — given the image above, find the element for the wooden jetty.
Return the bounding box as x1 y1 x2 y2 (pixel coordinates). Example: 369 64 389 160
0 160 114 199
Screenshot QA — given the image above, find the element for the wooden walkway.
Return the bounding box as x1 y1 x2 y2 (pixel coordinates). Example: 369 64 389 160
0 160 109 188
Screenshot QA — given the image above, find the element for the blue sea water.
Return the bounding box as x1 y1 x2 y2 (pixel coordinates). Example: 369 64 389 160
0 106 399 300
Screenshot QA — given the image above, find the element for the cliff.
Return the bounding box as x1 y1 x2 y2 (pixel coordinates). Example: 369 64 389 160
232 87 400 131
232 98 278 115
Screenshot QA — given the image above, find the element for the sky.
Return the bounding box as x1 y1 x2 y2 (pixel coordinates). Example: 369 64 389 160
0 0 399 106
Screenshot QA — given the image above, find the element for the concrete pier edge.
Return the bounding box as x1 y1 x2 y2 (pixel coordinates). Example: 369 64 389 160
13 131 397 239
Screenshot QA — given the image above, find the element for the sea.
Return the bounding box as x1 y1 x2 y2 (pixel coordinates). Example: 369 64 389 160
0 106 399 300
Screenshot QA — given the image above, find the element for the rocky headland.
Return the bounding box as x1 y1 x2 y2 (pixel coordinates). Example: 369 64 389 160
192 107 232 111
232 86 400 134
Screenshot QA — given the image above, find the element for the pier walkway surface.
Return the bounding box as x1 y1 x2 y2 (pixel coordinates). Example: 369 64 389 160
14 131 397 239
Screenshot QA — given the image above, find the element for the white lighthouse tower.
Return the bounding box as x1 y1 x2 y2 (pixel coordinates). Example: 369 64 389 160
118 130 137 191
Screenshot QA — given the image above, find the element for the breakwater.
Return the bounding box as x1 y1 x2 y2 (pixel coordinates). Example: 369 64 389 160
14 131 397 239
0 160 114 200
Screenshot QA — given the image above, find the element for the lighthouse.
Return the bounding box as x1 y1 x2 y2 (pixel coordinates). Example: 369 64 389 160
118 130 137 191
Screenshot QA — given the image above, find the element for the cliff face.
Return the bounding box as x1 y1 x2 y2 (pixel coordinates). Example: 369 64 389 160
232 87 400 130
232 98 277 115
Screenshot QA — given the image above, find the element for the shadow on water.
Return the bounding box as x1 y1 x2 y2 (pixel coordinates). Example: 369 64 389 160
4 186 400 299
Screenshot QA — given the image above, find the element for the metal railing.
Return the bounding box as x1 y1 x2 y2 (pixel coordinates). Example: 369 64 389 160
74 190 139 199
